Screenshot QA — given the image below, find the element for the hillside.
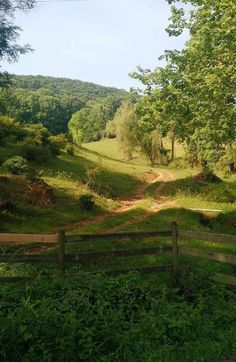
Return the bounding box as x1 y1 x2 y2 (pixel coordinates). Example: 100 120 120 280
11 74 127 99
0 75 128 134
1 137 236 361
1 138 235 236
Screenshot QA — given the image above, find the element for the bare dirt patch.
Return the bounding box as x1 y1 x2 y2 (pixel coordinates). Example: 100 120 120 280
62 169 176 232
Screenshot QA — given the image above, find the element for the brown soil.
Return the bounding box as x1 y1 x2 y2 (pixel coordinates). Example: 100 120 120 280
61 169 176 233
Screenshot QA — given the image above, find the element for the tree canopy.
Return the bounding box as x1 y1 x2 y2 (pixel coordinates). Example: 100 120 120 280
0 75 128 134
69 96 124 144
130 0 236 170
0 0 35 85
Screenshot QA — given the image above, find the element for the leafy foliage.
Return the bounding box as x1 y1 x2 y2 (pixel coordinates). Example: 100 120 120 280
108 102 138 160
3 156 28 175
0 75 127 134
0 116 27 144
130 0 236 170
21 142 53 164
79 194 95 210
69 96 124 144
0 0 35 82
0 272 235 361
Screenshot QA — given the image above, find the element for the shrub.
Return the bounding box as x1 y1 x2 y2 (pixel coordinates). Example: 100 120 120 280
2 156 28 175
201 167 221 183
85 167 100 187
48 134 67 156
0 116 28 144
66 146 75 156
24 123 49 145
169 157 190 169
217 143 236 177
21 142 52 164
79 194 95 210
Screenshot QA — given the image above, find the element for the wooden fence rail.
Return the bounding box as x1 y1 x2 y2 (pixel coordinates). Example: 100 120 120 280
179 247 236 266
0 223 235 285
66 230 171 242
178 230 236 243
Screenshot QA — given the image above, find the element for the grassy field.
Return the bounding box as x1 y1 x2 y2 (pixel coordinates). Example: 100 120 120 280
0 139 196 233
0 138 236 361
1 138 235 273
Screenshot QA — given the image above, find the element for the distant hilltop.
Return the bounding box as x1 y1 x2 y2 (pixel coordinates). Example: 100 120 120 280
11 74 127 99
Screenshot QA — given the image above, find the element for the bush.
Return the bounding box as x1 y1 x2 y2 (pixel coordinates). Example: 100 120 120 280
169 157 190 169
66 146 75 156
79 194 95 210
24 123 49 144
0 116 27 144
2 156 28 175
202 167 221 183
217 143 236 177
48 134 67 156
21 142 52 164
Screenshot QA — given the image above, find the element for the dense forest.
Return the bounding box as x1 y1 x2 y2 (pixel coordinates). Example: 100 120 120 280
0 75 128 136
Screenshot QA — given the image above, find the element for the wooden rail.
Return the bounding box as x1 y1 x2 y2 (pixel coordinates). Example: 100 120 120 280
63 246 172 262
215 273 236 287
178 230 236 243
0 224 235 286
0 233 58 244
179 248 236 266
66 230 171 242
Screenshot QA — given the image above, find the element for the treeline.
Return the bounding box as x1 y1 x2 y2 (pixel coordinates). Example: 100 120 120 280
124 0 236 174
69 0 236 174
0 75 128 136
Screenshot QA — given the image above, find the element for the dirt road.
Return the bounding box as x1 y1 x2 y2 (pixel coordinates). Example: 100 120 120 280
63 169 176 232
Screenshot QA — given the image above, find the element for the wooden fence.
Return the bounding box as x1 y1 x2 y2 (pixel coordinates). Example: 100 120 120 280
0 223 236 285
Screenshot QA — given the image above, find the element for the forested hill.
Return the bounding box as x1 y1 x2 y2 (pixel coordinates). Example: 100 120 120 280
12 75 127 100
0 75 128 135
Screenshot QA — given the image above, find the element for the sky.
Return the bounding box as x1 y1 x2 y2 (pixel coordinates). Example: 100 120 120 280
4 0 188 90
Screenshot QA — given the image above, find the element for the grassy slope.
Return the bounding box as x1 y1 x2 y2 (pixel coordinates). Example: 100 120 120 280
0 141 143 233
65 139 236 276
0 139 235 271
0 138 236 361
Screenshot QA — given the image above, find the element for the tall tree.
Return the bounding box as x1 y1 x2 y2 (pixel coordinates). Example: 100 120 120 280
0 0 35 86
68 96 123 143
166 0 236 167
131 0 236 169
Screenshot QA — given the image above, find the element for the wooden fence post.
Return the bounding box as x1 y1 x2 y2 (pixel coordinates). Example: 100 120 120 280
58 230 65 276
171 222 178 274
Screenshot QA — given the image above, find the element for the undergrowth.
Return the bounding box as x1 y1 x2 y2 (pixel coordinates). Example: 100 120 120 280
0 270 235 362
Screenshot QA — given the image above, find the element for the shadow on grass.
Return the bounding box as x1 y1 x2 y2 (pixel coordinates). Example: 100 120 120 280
148 176 236 204
210 210 236 234
80 146 149 167
0 186 106 234
44 152 142 198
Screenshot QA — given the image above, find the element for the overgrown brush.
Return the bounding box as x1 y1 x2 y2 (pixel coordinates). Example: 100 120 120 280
0 271 235 361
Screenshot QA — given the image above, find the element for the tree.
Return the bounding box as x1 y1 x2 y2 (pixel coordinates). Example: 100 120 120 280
131 0 236 169
68 96 123 144
110 102 138 160
166 0 236 168
0 0 35 85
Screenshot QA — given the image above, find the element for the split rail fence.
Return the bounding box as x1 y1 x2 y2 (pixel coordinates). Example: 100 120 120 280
0 222 235 286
